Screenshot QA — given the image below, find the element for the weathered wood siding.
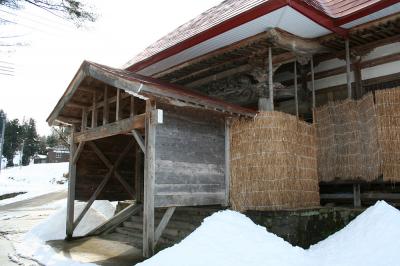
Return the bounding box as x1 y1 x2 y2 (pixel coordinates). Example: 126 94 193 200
154 104 226 207
76 135 137 201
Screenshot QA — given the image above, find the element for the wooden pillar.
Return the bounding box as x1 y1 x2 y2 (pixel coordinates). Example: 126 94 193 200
103 86 109 125
66 125 77 239
353 184 361 208
116 88 121 121
143 100 156 258
345 39 352 99
81 108 88 132
135 145 143 203
311 56 316 109
268 46 274 111
224 118 231 206
91 91 97 128
354 61 363 99
130 96 135 118
294 60 299 118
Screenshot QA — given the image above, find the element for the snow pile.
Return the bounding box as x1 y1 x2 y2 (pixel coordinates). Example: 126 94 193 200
26 200 116 241
16 200 116 266
0 162 68 205
139 201 400 266
138 210 308 266
308 200 400 266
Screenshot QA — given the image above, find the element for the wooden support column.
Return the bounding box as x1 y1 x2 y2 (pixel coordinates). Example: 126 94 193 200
311 56 316 109
130 96 135 118
116 88 121 121
91 91 97 128
354 60 363 99
345 39 352 99
143 100 156 258
103 86 109 125
268 46 274 111
353 184 361 208
66 125 77 239
294 60 299 118
81 108 88 132
224 118 230 206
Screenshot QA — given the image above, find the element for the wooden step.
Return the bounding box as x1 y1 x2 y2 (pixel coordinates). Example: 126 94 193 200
115 227 142 239
129 216 199 231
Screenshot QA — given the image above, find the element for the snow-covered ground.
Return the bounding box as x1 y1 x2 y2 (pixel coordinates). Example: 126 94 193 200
15 200 117 266
0 163 68 205
139 201 400 266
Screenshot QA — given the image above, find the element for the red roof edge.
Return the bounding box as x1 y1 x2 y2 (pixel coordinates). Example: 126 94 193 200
287 0 349 37
334 0 400 26
125 0 287 72
126 0 364 73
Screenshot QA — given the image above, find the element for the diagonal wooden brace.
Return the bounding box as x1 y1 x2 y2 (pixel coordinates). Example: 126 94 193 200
88 141 136 198
72 140 135 231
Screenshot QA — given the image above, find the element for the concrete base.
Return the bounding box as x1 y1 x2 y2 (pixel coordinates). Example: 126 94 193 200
47 236 144 266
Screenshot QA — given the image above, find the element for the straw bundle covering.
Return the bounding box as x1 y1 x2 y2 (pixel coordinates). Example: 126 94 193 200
230 111 319 211
314 93 380 182
375 88 400 182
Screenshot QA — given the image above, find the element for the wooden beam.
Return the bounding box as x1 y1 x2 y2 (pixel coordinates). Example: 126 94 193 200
224 118 230 207
268 47 274 111
130 96 135 118
73 140 135 230
116 88 121 121
91 90 97 128
74 114 145 143
81 108 88 132
345 39 352 99
143 100 156 258
135 144 142 203
153 207 176 248
58 116 81 124
152 31 272 78
294 60 299 118
72 141 85 165
103 86 109 125
88 140 136 198
87 203 143 236
66 101 90 109
311 56 316 109
132 129 145 154
185 52 295 88
66 126 77 239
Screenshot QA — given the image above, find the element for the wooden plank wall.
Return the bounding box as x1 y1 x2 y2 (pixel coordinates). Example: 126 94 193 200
154 104 226 207
75 135 138 201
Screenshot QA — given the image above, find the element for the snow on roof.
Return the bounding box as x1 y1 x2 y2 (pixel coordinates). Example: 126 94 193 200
138 201 400 266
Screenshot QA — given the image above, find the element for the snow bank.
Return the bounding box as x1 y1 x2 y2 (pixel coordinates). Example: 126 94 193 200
138 210 308 266
16 200 116 266
308 201 400 266
26 200 116 241
139 201 400 266
0 163 68 205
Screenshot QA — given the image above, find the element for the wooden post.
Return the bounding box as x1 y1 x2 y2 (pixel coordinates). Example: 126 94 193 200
66 125 77 239
311 56 316 109
91 90 97 128
224 118 230 206
345 39 352 99
143 100 156 258
294 60 299 118
81 108 88 132
353 184 361 208
116 88 121 121
103 86 109 125
268 46 274 111
135 144 142 203
130 96 135 118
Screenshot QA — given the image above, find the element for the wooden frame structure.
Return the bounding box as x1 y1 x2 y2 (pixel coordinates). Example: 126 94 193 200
47 61 256 257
